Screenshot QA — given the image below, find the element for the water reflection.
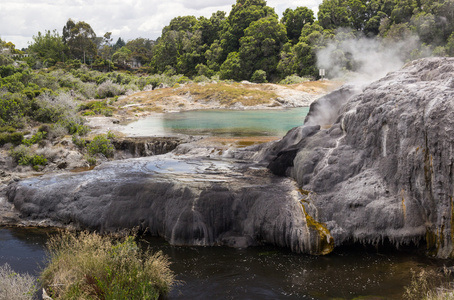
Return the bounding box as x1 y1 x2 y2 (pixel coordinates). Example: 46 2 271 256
122 108 310 137
0 227 54 276
140 237 438 300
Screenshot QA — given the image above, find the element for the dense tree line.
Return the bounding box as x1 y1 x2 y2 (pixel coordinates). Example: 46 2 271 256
2 0 454 82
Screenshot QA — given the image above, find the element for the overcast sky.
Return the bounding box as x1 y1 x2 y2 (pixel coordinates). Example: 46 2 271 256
1 0 323 49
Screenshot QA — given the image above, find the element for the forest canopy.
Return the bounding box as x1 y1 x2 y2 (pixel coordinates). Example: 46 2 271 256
2 0 454 82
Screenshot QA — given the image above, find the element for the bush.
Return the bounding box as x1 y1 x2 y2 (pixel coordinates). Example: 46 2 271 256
33 92 77 123
79 100 113 117
58 117 90 136
9 145 47 170
40 231 175 300
9 145 32 163
86 155 97 166
22 131 47 146
87 135 115 158
0 132 23 146
96 79 125 99
72 134 87 149
0 263 37 300
0 92 27 127
0 125 16 133
279 74 311 84
250 70 267 83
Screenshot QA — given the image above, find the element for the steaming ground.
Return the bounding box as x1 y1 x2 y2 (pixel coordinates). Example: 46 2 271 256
316 29 426 85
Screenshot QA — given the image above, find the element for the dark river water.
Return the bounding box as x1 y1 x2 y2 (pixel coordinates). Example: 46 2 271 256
0 227 441 300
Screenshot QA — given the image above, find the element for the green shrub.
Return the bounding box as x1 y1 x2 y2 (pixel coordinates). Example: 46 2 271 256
40 231 175 300
0 132 23 146
9 145 47 169
9 145 31 164
87 135 115 158
0 93 26 127
279 74 311 85
82 110 96 116
86 155 97 166
30 155 47 170
0 263 37 300
72 134 87 149
250 70 268 83
0 126 16 133
106 130 116 140
22 131 47 146
59 118 90 136
79 100 113 117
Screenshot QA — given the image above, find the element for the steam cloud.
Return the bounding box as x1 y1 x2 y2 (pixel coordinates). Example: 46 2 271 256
304 30 428 127
316 30 424 85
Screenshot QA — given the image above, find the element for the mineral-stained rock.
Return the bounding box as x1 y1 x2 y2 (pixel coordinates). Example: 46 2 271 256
269 57 454 257
5 155 333 255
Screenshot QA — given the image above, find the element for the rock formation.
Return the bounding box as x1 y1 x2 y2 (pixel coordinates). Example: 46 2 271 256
268 57 454 257
5 155 333 255
5 57 454 257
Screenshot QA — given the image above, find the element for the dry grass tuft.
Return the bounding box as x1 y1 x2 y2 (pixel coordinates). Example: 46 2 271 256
404 268 454 300
0 263 37 300
40 231 175 300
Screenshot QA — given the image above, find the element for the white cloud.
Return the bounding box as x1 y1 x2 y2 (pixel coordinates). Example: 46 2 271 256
1 0 323 49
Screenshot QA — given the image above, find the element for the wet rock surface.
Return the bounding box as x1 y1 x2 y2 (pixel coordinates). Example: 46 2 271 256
269 57 454 257
5 154 332 255
5 57 454 257
112 136 190 159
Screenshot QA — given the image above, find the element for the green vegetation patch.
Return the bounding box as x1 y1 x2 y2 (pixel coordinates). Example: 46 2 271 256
9 145 48 171
79 100 113 117
40 231 176 300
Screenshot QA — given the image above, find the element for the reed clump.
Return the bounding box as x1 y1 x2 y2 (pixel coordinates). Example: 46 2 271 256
0 263 37 300
40 231 175 300
404 268 454 300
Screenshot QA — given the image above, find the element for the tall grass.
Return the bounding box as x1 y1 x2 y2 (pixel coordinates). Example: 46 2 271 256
404 268 454 300
0 263 37 300
40 231 175 300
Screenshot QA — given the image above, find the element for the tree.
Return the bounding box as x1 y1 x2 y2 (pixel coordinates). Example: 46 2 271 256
125 38 154 66
318 0 350 29
221 0 277 57
390 0 418 24
150 30 190 73
112 37 126 51
220 52 242 80
112 47 132 69
239 16 287 80
28 30 68 66
162 16 198 35
62 19 97 63
282 7 315 44
98 32 113 60
194 11 226 47
347 0 367 31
